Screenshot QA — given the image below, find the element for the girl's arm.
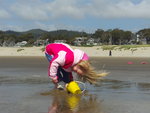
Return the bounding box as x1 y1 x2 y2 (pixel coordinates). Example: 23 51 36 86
48 51 66 82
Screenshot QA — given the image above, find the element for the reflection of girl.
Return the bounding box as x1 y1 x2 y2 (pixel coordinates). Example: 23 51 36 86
48 92 77 113
48 91 101 113
45 43 108 88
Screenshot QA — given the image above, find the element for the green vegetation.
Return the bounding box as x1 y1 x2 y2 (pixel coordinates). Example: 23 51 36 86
77 45 94 47
17 48 24 52
0 28 150 46
102 45 150 51
101 45 118 50
41 47 45 52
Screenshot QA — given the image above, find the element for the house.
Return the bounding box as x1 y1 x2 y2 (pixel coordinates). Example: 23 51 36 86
54 40 66 43
15 41 27 47
2 41 15 47
140 38 147 44
86 38 95 45
73 37 87 46
34 39 49 46
86 38 100 46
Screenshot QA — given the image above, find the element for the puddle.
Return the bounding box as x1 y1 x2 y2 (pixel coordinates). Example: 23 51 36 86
41 89 102 113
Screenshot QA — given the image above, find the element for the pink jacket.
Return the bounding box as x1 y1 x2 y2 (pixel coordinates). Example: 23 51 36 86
45 43 89 80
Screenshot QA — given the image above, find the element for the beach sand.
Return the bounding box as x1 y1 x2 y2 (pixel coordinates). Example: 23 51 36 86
0 46 150 57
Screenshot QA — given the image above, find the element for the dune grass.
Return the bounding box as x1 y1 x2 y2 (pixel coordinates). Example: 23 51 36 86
102 45 150 51
17 48 24 52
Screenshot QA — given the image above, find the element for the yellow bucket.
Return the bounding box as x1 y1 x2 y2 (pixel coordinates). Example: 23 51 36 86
66 81 82 94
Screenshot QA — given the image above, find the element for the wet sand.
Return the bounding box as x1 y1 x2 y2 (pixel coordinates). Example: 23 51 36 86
0 56 150 113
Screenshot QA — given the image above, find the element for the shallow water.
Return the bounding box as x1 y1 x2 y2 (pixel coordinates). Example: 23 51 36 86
0 56 150 113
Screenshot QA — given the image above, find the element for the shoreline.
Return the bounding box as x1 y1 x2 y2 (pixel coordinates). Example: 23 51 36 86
0 46 150 57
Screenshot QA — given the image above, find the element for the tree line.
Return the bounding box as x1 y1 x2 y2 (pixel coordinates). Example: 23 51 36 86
0 28 150 47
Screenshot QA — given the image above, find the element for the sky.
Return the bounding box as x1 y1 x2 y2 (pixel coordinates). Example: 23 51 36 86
0 0 150 33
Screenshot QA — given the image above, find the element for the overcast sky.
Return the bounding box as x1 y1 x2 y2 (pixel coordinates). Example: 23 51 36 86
0 0 150 32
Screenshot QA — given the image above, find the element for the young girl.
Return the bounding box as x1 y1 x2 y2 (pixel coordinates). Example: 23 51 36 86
45 43 107 88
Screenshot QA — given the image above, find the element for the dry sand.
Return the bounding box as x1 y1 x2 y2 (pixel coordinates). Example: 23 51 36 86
74 46 150 57
0 46 150 57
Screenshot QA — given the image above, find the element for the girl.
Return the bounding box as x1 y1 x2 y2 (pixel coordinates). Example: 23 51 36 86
45 43 107 88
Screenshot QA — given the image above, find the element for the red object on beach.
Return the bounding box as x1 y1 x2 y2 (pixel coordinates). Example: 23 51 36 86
127 61 133 64
140 62 148 64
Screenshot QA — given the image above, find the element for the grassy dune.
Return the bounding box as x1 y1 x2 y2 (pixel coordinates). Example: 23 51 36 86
102 45 150 51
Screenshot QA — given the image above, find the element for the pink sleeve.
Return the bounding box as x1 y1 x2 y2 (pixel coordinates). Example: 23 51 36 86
82 53 89 61
48 56 59 80
48 51 66 80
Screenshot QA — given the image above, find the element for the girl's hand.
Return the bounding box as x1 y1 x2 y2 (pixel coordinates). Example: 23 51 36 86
51 76 58 84
64 83 68 90
52 79 58 84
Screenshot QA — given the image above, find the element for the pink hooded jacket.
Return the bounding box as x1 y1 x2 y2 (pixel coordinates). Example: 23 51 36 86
45 43 89 80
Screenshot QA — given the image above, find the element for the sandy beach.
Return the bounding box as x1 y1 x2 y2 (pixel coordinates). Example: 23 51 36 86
0 46 150 57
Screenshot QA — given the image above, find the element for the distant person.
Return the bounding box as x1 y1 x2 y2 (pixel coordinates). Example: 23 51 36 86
45 43 108 89
109 50 112 56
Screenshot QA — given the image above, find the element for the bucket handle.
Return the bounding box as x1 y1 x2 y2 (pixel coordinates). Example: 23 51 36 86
75 81 86 93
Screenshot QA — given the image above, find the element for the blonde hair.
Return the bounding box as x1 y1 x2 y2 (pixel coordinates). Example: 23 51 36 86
77 60 108 84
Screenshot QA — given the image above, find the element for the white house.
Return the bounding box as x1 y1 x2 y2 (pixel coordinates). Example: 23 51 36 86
54 40 66 43
15 41 27 47
73 37 87 46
